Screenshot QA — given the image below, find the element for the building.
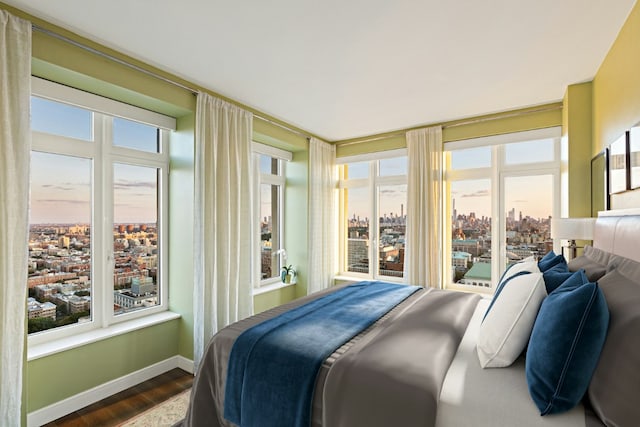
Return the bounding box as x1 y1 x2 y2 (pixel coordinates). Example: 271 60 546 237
451 251 472 270
460 263 492 288
131 276 155 296
27 298 56 320
114 290 158 311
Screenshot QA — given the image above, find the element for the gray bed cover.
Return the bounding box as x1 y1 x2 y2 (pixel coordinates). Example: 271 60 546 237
178 287 480 427
181 285 480 427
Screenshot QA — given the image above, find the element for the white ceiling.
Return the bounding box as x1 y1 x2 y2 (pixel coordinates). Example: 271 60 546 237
5 0 637 141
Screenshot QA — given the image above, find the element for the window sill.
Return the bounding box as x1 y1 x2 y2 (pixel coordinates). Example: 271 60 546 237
333 275 363 285
333 274 405 285
27 311 181 361
253 280 296 296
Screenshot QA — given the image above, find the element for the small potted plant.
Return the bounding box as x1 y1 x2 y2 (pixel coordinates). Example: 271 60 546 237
280 265 297 284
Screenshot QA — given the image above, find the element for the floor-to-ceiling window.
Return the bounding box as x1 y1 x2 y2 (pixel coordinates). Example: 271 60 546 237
446 128 561 293
338 150 407 281
253 142 292 288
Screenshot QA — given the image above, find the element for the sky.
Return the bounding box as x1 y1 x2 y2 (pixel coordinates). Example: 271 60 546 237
30 96 553 225
450 141 554 219
30 97 158 225
346 157 407 221
451 175 553 220
346 140 555 221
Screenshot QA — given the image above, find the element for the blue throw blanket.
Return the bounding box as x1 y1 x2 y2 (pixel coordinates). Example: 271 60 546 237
224 281 420 427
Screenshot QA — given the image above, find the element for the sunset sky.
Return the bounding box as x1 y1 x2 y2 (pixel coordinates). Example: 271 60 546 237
30 97 158 225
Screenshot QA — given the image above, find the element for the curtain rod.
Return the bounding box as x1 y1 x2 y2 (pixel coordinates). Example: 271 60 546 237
31 24 313 140
336 104 563 147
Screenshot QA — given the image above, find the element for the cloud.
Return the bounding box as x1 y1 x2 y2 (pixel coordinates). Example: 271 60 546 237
40 184 75 191
114 180 156 191
379 188 406 195
461 190 490 198
36 199 88 205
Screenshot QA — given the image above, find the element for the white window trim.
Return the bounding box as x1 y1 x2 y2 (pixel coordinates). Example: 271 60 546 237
28 81 171 348
252 141 293 161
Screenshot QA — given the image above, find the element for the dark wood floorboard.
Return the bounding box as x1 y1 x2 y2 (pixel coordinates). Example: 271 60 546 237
43 368 193 427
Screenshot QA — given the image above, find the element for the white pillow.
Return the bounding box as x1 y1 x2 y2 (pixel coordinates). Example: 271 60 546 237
477 271 546 368
500 259 539 281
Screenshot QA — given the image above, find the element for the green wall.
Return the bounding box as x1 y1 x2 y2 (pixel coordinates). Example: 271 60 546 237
563 82 593 218
27 320 179 412
593 1 640 156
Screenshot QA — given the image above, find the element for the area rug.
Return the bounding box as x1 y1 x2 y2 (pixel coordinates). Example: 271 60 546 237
118 389 190 427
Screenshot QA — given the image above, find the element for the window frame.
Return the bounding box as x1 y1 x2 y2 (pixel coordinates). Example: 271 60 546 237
338 149 408 282
27 78 173 348
253 142 291 288
445 127 561 294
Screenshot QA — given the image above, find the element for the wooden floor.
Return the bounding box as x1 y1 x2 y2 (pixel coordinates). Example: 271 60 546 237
43 368 194 427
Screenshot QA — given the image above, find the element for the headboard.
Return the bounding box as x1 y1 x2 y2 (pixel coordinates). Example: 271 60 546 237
594 208 640 263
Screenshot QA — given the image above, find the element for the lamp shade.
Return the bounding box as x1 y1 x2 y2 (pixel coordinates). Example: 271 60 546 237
550 218 596 240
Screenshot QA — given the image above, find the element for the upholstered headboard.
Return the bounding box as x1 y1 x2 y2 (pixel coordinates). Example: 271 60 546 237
594 209 640 263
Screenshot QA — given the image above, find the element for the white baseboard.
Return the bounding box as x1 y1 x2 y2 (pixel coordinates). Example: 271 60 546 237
27 355 195 427
176 354 195 374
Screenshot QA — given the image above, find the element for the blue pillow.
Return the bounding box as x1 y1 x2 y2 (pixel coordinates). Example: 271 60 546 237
526 270 609 415
542 263 572 293
538 251 567 272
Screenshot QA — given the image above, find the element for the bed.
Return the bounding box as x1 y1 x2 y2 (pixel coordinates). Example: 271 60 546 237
181 209 640 427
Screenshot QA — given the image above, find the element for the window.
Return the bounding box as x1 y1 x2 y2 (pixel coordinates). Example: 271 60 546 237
27 78 174 344
446 128 561 293
253 143 291 287
339 150 407 281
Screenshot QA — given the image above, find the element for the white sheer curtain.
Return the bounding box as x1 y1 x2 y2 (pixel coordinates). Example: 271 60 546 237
307 137 337 294
0 10 31 425
405 126 444 288
194 93 255 368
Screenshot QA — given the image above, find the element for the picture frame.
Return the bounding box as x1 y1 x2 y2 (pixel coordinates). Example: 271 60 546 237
591 148 609 216
608 132 629 194
629 124 640 189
